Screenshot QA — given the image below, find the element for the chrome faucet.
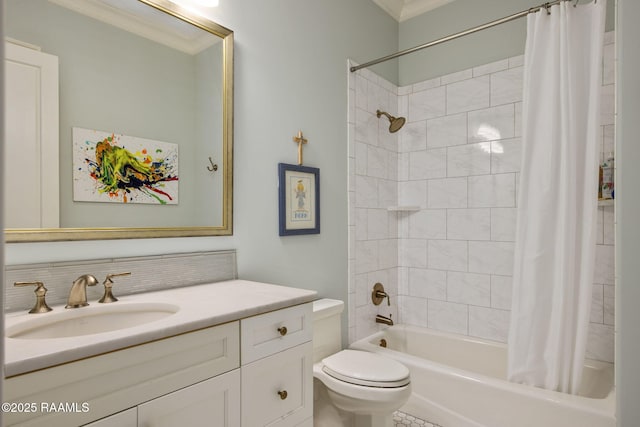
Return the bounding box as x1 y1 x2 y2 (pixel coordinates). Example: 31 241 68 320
65 274 99 308
375 314 394 326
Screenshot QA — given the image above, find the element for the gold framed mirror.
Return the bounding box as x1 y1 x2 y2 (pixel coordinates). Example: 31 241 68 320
4 0 233 242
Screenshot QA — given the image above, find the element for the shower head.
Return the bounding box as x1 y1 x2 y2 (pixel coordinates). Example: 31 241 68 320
376 110 406 133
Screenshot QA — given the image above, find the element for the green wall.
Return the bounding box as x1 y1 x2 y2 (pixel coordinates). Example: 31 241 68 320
398 0 615 85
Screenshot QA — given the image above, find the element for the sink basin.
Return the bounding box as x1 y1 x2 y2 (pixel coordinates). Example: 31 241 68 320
7 303 180 339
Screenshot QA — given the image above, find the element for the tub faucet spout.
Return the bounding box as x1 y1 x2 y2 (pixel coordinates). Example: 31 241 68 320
65 274 98 308
375 314 394 326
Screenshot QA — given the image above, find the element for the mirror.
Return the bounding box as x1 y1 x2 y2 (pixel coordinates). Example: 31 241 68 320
4 0 233 242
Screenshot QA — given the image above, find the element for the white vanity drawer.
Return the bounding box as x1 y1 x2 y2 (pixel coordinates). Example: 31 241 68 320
241 341 313 427
241 303 312 364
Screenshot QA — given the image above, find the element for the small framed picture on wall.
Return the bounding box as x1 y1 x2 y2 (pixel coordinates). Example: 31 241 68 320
278 163 320 236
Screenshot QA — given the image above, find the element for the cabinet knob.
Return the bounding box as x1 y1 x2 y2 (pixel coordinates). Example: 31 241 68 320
277 390 288 400
277 326 288 336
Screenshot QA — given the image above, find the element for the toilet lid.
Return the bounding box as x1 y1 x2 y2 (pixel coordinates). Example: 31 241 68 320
322 350 410 388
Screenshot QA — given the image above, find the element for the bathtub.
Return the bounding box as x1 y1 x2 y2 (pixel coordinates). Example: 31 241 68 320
349 324 615 427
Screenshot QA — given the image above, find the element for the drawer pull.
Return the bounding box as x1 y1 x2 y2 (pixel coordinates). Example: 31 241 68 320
277 390 288 400
277 326 288 336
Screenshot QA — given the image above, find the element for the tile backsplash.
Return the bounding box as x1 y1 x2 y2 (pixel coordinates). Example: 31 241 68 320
5 251 237 312
347 31 615 363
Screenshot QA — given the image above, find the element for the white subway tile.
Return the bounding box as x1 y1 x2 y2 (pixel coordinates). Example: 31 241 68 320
428 299 468 335
355 142 368 175
355 240 378 274
509 55 524 68
378 179 397 208
428 240 468 272
469 306 510 342
409 209 447 239
491 67 523 106
473 59 509 77
427 113 467 149
468 241 515 276
586 323 614 363
399 180 427 207
468 174 516 208
600 84 615 126
355 273 370 307
491 207 517 242
367 209 388 240
355 208 368 241
491 138 522 174
355 75 368 111
604 285 615 326
514 102 522 137
409 86 446 121
399 120 427 153
367 146 389 179
603 206 614 245
441 68 472 85
355 175 378 208
399 239 428 268
491 275 513 310
355 108 378 144
447 271 491 306
591 284 604 324
447 143 491 177
398 153 409 181
379 239 398 270
593 244 615 285
355 304 379 341
468 104 515 143
412 77 441 92
398 267 409 295
447 76 490 115
603 43 615 86
409 149 447 180
409 268 447 300
400 296 428 327
447 208 491 241
427 177 467 208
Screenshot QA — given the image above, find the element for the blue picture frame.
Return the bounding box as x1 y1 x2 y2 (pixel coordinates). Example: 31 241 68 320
278 163 320 236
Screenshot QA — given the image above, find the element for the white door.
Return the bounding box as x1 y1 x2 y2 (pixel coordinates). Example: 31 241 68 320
4 41 59 228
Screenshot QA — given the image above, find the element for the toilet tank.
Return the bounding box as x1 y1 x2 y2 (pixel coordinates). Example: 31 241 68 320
312 299 344 363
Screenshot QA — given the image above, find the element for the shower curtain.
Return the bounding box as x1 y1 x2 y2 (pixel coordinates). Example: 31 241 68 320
507 0 606 394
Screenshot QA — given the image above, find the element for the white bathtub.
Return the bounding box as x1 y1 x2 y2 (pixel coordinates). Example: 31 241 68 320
350 324 615 427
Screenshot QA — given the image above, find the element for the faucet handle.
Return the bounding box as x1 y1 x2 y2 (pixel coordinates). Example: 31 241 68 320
98 272 131 303
371 282 391 306
14 281 53 314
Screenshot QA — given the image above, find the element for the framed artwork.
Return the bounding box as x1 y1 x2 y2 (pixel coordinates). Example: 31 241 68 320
278 163 320 236
73 127 179 205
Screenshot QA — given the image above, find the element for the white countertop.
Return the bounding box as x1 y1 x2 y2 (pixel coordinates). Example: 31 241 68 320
4 280 317 377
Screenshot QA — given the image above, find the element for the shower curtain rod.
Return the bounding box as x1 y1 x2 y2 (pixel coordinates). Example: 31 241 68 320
350 0 573 73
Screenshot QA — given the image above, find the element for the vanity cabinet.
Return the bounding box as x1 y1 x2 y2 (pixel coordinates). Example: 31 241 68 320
83 408 137 427
4 302 313 427
137 370 241 427
240 303 313 427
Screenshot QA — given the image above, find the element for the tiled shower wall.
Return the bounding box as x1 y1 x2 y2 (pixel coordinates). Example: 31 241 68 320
347 32 615 363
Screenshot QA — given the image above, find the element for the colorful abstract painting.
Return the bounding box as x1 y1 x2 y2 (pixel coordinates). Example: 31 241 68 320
73 127 179 205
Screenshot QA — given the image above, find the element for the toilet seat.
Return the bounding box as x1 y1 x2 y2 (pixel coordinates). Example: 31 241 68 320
321 350 410 388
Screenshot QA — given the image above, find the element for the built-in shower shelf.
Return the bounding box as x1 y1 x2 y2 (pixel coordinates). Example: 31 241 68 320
387 206 421 212
598 199 614 207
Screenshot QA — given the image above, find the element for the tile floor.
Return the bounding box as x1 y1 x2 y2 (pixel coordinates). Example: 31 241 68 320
392 411 442 427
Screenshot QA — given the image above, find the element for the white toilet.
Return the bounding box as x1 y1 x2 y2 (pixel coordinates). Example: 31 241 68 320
312 299 411 427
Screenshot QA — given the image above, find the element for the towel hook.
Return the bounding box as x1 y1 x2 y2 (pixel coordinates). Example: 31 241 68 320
207 157 218 172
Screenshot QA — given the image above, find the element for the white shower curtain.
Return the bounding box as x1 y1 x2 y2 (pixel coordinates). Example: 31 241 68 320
507 0 606 394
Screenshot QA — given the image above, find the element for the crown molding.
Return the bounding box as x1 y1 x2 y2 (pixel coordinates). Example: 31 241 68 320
372 0 455 22
48 0 219 54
